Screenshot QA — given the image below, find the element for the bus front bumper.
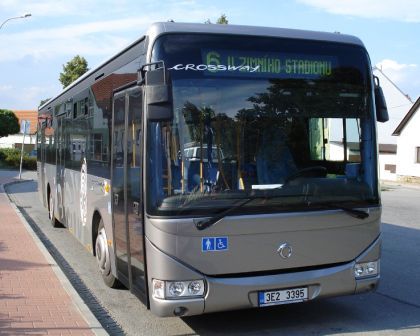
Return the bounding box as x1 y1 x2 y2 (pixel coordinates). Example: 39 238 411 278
147 236 380 317
150 262 379 317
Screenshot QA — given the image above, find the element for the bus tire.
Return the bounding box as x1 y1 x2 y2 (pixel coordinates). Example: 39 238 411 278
48 192 60 228
95 219 120 288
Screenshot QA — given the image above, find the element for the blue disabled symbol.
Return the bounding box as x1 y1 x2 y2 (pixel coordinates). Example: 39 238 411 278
215 237 228 251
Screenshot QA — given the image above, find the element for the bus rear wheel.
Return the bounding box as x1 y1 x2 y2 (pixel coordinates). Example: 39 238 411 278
95 219 120 288
48 192 60 228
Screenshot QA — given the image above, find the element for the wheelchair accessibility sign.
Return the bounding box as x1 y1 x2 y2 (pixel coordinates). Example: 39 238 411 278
202 237 228 252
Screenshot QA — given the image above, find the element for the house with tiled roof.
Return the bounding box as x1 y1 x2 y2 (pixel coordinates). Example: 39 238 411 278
392 97 420 182
0 110 38 152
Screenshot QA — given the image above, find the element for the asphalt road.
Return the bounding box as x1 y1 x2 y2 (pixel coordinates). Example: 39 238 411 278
6 175 420 336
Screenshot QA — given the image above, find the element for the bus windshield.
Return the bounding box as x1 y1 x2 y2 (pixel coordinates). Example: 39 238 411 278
147 34 377 216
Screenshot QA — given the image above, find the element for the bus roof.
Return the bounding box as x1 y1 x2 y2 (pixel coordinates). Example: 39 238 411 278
146 22 364 48
39 22 365 112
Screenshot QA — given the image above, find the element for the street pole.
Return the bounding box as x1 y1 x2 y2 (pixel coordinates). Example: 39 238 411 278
19 120 29 180
19 132 26 180
0 13 31 30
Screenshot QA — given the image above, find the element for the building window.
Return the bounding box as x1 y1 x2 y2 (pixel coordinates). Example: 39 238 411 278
385 164 396 174
416 147 420 164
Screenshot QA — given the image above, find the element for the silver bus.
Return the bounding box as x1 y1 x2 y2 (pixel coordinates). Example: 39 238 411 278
37 22 388 317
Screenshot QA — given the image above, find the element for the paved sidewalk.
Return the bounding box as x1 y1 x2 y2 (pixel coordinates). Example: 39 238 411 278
0 171 104 335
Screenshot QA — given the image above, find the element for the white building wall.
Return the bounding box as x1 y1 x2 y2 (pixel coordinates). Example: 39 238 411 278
396 110 420 178
329 144 397 181
329 143 344 161
379 153 397 181
0 134 36 149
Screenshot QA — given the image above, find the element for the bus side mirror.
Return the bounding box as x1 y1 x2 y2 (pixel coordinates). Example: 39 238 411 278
145 67 173 121
374 76 389 123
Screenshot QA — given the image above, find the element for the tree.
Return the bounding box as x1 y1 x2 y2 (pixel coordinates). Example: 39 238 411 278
204 14 229 24
0 109 20 138
39 98 52 107
216 14 228 24
59 55 89 88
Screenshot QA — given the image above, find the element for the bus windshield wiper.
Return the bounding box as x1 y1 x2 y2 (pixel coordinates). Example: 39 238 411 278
318 203 369 219
194 197 262 230
194 196 369 231
194 193 305 231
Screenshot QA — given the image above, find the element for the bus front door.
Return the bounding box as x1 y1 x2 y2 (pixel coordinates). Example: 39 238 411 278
112 87 146 300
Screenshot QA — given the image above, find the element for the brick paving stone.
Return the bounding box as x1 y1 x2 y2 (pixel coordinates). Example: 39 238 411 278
0 176 96 336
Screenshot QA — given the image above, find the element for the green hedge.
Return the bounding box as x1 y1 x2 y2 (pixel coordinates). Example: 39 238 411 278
0 148 37 170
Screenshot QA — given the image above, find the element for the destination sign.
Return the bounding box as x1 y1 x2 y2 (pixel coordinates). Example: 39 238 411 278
169 49 338 79
208 49 336 77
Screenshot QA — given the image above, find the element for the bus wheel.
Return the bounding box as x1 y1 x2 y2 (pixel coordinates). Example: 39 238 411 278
49 192 60 228
96 219 120 288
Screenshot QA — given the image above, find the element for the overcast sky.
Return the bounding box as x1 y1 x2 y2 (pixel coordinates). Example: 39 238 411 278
0 0 419 110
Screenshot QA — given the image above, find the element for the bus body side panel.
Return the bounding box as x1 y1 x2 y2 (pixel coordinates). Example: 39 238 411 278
60 168 89 245
85 174 113 252
41 163 116 274
37 38 147 287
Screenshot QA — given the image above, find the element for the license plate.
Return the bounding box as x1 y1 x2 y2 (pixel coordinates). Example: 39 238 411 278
258 287 308 307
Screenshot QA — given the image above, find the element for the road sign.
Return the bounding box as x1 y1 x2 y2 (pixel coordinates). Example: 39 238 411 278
20 120 30 134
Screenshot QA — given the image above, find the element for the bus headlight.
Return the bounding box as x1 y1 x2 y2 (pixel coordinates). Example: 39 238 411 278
168 282 185 297
152 279 205 299
188 280 203 295
354 261 379 279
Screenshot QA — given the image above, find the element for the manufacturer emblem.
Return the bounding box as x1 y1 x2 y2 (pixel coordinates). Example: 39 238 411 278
277 243 292 259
